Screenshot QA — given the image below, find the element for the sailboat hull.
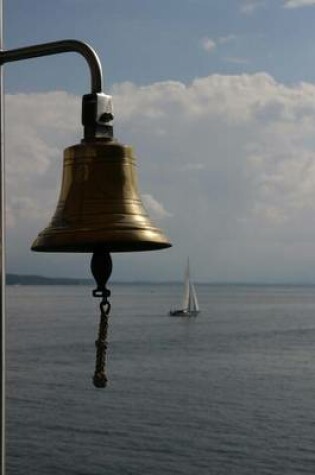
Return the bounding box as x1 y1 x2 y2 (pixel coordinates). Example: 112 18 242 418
169 309 199 317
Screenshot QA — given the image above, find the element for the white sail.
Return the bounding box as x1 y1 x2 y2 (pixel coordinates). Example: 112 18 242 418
182 259 191 310
170 258 200 316
190 282 199 312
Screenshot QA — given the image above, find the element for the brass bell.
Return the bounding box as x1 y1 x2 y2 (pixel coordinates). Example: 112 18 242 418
29 70 170 387
31 138 171 253
30 89 171 388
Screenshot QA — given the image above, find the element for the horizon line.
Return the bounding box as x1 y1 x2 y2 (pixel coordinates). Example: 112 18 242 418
6 273 315 287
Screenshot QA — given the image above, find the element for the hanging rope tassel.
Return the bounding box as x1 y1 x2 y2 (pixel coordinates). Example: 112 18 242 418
91 251 113 388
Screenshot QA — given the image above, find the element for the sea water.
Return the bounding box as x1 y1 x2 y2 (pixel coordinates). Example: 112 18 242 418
5 283 315 474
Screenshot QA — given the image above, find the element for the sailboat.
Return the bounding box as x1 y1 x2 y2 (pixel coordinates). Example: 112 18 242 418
169 258 200 317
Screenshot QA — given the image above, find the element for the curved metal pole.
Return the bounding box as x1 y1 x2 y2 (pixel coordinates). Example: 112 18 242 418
0 39 103 93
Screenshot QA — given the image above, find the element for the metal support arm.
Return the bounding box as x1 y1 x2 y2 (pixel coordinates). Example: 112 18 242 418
0 39 103 93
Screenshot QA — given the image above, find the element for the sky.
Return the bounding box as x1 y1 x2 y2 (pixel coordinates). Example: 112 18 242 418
4 0 315 283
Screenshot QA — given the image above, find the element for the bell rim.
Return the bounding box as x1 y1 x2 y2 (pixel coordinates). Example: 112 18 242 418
31 240 172 253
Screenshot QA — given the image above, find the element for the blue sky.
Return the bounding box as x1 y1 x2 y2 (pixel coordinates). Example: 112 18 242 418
5 0 315 283
6 0 315 90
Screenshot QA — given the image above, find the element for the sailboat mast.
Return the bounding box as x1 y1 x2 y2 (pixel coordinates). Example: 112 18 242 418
182 258 190 310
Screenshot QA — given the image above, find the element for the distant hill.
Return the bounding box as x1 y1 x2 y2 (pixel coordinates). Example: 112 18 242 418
6 273 92 286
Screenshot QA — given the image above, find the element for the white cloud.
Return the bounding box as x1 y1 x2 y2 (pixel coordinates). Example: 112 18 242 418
112 74 315 281
223 57 249 65
6 74 315 282
201 35 238 56
6 196 49 229
284 0 315 7
201 37 216 52
5 91 81 271
240 1 265 14
142 194 172 218
218 35 237 44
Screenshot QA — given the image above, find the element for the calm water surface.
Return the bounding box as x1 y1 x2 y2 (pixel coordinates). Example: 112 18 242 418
6 284 315 474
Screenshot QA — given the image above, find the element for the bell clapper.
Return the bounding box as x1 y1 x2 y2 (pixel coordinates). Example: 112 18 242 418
91 251 113 388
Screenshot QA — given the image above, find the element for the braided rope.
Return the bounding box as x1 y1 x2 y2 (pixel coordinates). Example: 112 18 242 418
93 299 111 388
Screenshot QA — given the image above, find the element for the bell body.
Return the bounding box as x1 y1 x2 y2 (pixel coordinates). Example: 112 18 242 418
31 140 171 252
